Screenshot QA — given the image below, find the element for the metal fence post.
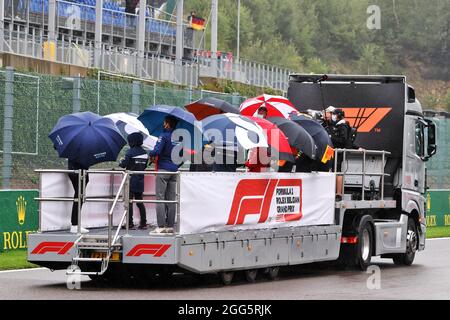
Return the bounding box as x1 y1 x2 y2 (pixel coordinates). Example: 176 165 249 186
231 92 240 108
186 86 193 104
2 67 14 189
94 0 103 68
132 81 141 114
72 76 81 113
0 0 4 53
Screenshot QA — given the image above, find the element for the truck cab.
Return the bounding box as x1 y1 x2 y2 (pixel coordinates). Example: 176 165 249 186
288 74 437 260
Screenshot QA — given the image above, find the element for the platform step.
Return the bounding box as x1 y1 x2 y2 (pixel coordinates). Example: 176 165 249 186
77 241 121 247
66 269 103 276
81 235 110 240
73 257 103 262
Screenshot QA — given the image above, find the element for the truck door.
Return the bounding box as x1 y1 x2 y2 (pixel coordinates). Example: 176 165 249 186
404 115 426 194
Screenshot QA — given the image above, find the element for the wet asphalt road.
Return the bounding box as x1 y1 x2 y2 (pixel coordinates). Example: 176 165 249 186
0 238 449 300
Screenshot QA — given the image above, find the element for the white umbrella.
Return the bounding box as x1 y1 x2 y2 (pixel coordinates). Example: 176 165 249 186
104 112 157 151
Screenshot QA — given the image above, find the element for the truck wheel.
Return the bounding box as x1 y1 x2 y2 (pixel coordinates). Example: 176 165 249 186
266 267 280 280
245 269 258 283
392 218 418 266
356 218 374 271
220 271 234 285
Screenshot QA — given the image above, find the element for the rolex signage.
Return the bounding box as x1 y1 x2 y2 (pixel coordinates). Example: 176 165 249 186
426 190 450 228
0 190 39 252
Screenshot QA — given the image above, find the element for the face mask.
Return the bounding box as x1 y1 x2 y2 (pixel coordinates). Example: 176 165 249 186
256 114 265 119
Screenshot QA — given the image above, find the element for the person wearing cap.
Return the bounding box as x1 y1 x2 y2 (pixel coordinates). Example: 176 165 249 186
329 108 353 149
119 132 149 230
256 105 268 119
148 116 179 234
328 108 355 201
322 106 336 131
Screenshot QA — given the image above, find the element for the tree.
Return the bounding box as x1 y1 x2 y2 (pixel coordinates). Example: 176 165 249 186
357 44 386 74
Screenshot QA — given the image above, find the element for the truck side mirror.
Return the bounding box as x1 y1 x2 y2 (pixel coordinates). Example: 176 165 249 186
407 86 416 103
425 119 437 161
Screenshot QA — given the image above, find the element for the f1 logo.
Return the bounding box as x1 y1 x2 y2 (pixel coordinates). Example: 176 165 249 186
31 242 74 255
227 179 302 225
126 244 171 257
342 108 392 133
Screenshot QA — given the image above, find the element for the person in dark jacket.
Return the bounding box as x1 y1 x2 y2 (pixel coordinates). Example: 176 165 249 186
68 160 90 234
119 132 149 230
329 109 353 149
148 116 179 234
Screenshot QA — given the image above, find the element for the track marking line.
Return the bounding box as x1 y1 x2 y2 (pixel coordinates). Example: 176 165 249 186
0 268 47 274
427 237 450 241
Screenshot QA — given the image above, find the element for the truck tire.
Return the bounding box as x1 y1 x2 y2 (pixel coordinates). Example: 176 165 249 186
356 216 374 271
266 267 280 280
244 269 258 283
392 217 418 266
339 215 374 271
220 271 234 285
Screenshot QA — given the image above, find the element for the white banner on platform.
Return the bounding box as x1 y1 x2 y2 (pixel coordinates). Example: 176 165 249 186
179 172 336 235
40 172 157 231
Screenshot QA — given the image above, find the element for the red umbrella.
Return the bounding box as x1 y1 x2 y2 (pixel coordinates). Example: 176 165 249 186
240 94 299 119
246 116 295 163
185 97 239 120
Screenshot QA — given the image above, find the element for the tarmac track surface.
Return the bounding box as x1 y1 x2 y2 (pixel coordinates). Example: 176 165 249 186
0 238 449 300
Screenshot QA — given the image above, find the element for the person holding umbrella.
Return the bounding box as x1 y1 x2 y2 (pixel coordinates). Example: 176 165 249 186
49 112 126 234
67 160 90 234
148 116 179 234
119 132 149 230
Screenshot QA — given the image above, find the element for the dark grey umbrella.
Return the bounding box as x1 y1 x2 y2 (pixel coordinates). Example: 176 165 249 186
291 114 334 165
267 117 317 160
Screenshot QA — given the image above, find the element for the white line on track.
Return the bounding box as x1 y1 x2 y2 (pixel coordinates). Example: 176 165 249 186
427 237 450 241
0 268 47 274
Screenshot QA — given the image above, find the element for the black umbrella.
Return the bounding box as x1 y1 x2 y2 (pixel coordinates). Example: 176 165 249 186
267 117 317 160
186 97 239 120
291 114 334 165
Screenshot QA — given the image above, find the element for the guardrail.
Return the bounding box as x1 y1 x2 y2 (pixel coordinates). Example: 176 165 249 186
34 169 182 242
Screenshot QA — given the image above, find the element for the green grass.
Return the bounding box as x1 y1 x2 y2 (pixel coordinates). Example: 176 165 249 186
0 250 38 271
427 226 450 239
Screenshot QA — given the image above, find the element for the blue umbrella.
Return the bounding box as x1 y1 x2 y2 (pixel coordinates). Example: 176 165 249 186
49 112 126 168
138 105 203 150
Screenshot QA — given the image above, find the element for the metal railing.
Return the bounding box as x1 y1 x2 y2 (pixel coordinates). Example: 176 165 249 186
333 149 391 201
129 170 181 234
196 56 293 92
1 0 295 91
34 168 182 238
0 23 200 85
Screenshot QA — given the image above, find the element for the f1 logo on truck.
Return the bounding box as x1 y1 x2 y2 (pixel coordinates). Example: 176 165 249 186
343 108 392 133
126 244 171 257
31 242 74 255
227 179 303 225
